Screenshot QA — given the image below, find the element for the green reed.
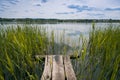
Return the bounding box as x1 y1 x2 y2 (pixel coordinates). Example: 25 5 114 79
75 24 120 80
0 25 49 80
0 24 120 80
0 24 74 80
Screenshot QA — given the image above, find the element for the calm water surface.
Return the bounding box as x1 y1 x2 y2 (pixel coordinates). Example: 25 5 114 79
35 22 120 46
1 22 120 46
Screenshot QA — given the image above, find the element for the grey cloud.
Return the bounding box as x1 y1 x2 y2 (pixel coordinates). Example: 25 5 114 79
1 4 9 7
105 7 120 11
56 12 74 14
87 13 104 16
0 9 4 12
41 0 48 3
68 5 96 12
34 4 41 7
25 10 29 12
5 0 19 5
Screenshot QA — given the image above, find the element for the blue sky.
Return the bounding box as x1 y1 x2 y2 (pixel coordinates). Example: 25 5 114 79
0 0 120 19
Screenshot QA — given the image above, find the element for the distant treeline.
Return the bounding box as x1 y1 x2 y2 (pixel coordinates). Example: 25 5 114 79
0 18 120 24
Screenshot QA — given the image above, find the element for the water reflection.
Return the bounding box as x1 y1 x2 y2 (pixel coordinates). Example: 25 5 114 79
0 22 120 46
67 31 82 36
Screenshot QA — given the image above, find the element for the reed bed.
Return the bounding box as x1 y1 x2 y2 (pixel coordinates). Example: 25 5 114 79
75 24 120 80
0 25 50 80
0 24 120 80
0 24 73 80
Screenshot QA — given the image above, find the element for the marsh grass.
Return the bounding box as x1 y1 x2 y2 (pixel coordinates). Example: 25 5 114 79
0 24 120 80
0 25 50 80
89 25 120 80
74 24 120 80
0 24 74 80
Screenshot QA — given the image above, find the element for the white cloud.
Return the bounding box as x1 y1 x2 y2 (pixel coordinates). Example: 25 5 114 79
0 0 120 19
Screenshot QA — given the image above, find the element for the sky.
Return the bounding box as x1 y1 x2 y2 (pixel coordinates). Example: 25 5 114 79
0 0 120 19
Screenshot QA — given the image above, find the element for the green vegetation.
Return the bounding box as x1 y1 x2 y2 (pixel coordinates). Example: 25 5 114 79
0 25 50 80
0 25 72 80
0 24 120 80
0 18 120 24
75 24 120 80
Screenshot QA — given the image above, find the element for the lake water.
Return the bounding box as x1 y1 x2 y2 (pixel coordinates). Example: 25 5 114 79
1 22 120 46
32 22 120 46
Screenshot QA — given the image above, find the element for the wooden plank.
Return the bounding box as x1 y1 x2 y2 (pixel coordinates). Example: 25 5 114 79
64 56 77 80
41 55 52 80
34 54 80 60
52 55 65 80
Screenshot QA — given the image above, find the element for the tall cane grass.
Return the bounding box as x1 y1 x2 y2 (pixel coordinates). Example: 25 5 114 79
0 25 49 80
75 24 120 80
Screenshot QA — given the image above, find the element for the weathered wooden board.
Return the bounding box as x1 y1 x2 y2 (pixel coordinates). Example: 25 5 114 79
41 55 52 80
64 56 77 80
35 54 80 60
40 55 77 80
52 55 65 80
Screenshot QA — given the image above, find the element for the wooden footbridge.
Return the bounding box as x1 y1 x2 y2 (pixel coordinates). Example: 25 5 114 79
35 55 79 80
